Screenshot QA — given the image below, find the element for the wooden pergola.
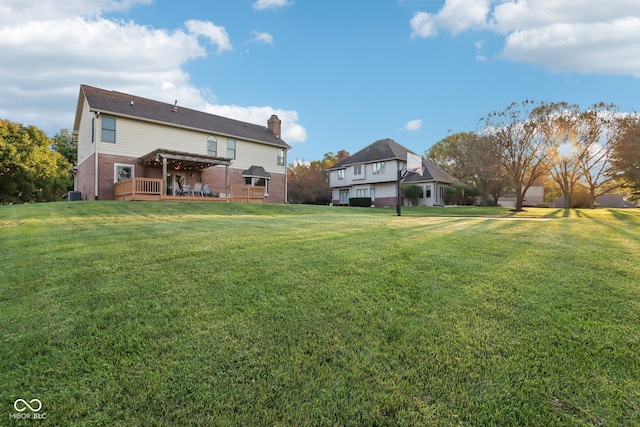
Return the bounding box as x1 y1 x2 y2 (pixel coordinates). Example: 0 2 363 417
139 148 233 193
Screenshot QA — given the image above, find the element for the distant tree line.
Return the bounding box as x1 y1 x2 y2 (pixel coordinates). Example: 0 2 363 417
1 119 76 204
427 101 640 210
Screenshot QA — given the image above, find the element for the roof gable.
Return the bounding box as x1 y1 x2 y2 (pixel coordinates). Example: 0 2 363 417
77 85 290 149
329 138 415 169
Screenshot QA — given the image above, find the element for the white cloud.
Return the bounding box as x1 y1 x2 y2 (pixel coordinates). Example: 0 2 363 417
0 0 307 142
205 105 307 143
411 0 489 38
502 17 640 77
0 0 152 24
248 30 274 46
253 0 293 11
403 119 423 131
410 0 640 77
475 40 488 62
185 20 232 53
410 12 437 38
436 0 491 34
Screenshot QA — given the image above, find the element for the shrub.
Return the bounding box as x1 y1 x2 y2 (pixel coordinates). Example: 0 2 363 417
443 184 479 205
349 197 372 207
401 184 423 206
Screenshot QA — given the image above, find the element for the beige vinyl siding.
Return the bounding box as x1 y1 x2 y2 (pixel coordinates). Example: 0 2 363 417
96 117 286 175
229 140 286 174
98 118 208 157
77 98 96 166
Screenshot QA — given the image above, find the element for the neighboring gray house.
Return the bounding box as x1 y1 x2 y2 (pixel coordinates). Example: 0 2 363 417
402 158 458 206
328 138 456 207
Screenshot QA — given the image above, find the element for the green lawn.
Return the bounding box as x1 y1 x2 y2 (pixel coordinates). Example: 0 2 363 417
1 202 639 426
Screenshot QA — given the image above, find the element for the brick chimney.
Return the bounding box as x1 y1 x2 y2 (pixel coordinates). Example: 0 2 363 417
268 115 281 138
337 150 350 162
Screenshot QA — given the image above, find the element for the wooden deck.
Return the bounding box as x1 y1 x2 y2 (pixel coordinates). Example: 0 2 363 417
114 178 265 203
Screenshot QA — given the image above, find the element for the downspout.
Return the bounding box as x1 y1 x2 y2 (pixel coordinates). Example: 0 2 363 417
284 149 288 204
94 113 99 200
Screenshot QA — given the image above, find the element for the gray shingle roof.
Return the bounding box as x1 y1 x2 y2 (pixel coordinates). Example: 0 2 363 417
78 85 290 149
242 165 271 178
328 138 416 169
403 158 458 184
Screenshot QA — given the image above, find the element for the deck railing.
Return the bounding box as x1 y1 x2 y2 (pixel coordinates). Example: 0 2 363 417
115 177 163 200
114 178 247 202
230 185 266 203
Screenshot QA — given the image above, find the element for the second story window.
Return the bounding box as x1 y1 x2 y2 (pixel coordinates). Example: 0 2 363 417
353 165 362 175
372 162 385 175
207 136 217 156
102 116 116 143
277 148 285 166
337 169 345 180
227 139 236 159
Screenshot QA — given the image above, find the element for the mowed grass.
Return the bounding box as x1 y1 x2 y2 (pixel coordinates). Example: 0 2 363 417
1 202 639 426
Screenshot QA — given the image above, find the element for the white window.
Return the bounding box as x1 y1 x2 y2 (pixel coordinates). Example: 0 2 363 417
339 189 349 204
207 136 217 156
356 189 368 197
227 139 236 159
353 165 362 175
370 188 375 201
277 148 285 166
114 164 134 182
337 169 345 180
372 162 385 175
102 116 116 143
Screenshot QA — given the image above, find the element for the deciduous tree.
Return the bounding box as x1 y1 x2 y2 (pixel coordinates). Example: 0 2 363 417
0 120 72 204
287 152 337 204
51 128 78 165
611 115 640 200
573 103 625 208
537 102 584 208
427 132 507 205
480 100 551 211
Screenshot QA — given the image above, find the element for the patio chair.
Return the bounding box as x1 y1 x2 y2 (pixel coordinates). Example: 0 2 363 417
203 184 212 197
193 182 203 197
173 182 184 196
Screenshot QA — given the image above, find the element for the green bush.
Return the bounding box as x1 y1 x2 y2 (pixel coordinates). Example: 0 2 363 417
444 184 479 205
401 184 423 206
349 197 372 207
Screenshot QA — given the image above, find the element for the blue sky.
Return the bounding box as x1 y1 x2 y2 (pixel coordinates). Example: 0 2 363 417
1 0 640 162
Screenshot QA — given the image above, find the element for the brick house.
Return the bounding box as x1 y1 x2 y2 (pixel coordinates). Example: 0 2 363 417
73 85 290 202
